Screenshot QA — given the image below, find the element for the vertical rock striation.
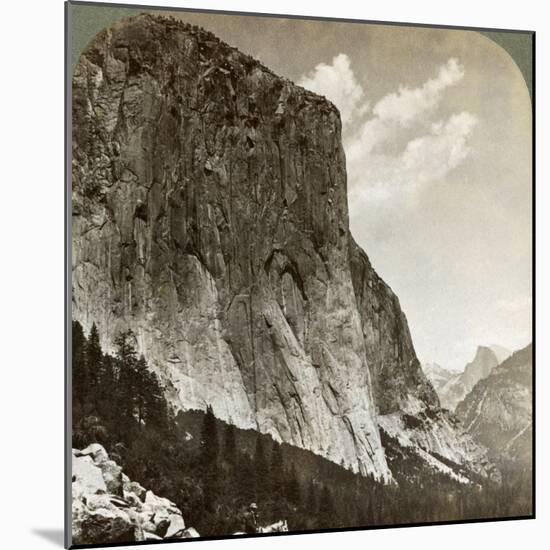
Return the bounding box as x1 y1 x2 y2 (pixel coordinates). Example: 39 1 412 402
71 14 493 482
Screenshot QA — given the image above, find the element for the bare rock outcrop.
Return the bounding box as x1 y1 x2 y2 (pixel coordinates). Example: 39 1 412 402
72 444 198 545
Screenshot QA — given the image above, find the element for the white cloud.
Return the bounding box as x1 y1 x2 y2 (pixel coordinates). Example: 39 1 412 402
401 112 478 184
347 111 477 198
298 53 368 126
298 55 476 209
337 58 476 198
345 117 392 159
373 58 464 127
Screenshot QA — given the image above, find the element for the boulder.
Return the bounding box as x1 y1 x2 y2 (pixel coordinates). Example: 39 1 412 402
72 454 106 497
96 459 123 496
165 514 186 538
78 443 110 464
143 531 162 541
75 507 137 545
123 478 146 501
181 527 201 538
71 444 193 546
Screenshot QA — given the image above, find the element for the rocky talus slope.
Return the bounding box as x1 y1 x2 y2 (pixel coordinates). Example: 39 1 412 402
72 444 199 544
456 344 532 470
72 14 494 482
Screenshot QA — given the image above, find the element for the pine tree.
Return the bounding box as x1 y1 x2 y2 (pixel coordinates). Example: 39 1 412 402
270 441 284 498
224 422 237 465
286 463 301 506
200 405 219 466
355 496 369 527
319 485 335 528
134 355 148 427
97 353 115 420
115 329 138 364
145 367 169 431
87 323 103 405
72 320 88 414
114 329 139 428
238 452 256 504
307 478 317 514
253 435 269 502
199 405 219 513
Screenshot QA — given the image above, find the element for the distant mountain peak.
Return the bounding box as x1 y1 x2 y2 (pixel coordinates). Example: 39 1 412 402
432 344 509 412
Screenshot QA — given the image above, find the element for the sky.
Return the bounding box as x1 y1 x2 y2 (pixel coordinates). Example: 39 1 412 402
96 9 532 372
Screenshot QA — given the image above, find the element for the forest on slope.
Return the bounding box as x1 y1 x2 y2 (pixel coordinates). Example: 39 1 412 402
72 321 532 540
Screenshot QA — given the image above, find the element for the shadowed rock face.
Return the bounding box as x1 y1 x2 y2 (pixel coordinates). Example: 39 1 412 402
71 14 486 482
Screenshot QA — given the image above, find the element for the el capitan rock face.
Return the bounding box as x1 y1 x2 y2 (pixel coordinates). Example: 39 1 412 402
71 14 492 482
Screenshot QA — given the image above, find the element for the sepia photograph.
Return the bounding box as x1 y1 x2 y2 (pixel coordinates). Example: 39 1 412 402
66 1 533 547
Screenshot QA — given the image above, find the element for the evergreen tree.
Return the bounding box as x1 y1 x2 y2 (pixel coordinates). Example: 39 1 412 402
254 435 269 501
87 323 103 405
72 320 88 413
145 367 169 431
355 497 369 527
134 355 148 426
115 329 138 363
319 486 335 528
238 452 256 504
200 405 219 466
307 478 317 514
224 422 237 465
199 406 219 513
286 463 301 506
97 353 115 420
270 441 284 498
114 329 139 426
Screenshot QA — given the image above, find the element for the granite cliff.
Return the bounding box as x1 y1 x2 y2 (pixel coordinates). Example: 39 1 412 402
72 14 493 482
